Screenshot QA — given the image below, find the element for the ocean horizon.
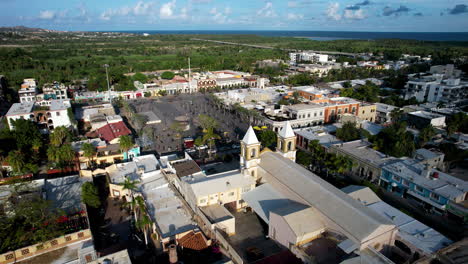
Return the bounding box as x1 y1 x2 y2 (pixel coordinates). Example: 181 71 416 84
105 30 468 42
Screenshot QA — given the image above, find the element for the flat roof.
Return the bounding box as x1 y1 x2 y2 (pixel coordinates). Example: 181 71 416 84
200 204 233 223
285 104 325 111
382 159 468 200
189 170 255 198
414 148 444 161
294 127 342 148
140 173 197 239
49 99 71 111
6 102 34 116
172 159 202 178
408 111 444 119
331 140 398 167
139 111 161 124
44 175 84 214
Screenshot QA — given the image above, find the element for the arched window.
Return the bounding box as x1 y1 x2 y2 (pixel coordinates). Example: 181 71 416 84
287 141 292 151
251 148 256 158
251 170 255 177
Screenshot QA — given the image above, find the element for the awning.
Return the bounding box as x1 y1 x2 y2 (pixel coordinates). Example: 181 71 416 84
338 239 359 254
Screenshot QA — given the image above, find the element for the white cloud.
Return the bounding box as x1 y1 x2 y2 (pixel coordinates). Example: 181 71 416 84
209 6 232 24
288 1 298 8
39 10 56 20
327 3 341 20
257 2 277 18
344 9 365 20
100 1 157 21
160 0 176 19
287 13 304 20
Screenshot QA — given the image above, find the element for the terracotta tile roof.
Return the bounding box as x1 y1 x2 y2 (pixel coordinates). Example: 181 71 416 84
177 231 209 251
95 121 131 142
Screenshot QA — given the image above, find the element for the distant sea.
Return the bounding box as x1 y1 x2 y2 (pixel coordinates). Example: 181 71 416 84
112 30 468 42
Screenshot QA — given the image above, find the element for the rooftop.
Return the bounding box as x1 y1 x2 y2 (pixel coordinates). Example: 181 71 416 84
382 159 468 200
258 152 395 244
414 148 444 161
139 172 197 239
343 185 452 254
408 111 444 120
44 175 84 214
189 170 255 198
294 127 342 148
331 140 398 167
89 249 132 264
285 103 325 111
95 121 131 142
172 159 202 178
375 103 399 113
107 155 159 184
49 99 71 111
278 121 295 138
6 102 34 116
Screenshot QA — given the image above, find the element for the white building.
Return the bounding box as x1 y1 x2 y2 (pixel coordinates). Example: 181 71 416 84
18 78 38 103
289 52 328 65
375 103 399 124
6 99 73 132
404 69 467 104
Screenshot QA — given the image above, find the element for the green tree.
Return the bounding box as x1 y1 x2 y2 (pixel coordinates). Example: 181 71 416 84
49 126 72 146
336 122 361 142
136 213 152 246
82 143 96 167
10 119 42 152
202 128 221 156
371 121 415 157
157 90 167 96
119 135 134 157
160 71 175 80
198 114 218 132
132 72 148 83
47 144 75 167
418 125 436 147
81 182 101 208
7 150 25 173
258 129 277 149
119 178 140 214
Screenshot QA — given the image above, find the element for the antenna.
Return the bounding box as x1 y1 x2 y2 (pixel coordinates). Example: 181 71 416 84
188 57 191 93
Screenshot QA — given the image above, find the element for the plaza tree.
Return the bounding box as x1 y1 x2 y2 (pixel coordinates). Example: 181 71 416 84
81 182 101 208
198 114 218 132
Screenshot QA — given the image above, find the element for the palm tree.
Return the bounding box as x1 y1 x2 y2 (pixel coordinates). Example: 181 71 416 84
7 150 25 174
136 214 152 246
31 138 43 153
119 178 140 211
47 144 75 168
119 135 134 160
82 143 96 168
49 126 70 146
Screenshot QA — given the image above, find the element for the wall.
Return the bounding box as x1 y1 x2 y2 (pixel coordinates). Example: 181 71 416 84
357 104 377 122
0 229 92 264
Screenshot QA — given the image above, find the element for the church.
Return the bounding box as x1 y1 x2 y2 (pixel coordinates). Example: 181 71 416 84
239 121 398 262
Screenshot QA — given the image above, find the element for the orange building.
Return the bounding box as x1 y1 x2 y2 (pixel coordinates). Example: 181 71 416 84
311 97 360 123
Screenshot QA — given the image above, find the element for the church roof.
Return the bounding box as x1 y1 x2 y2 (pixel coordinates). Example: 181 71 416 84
242 126 259 145
278 121 295 139
258 152 395 244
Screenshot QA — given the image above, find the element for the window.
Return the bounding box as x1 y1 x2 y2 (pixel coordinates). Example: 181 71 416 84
415 185 424 193
338 109 342 114
308 113 311 118
320 112 323 116
392 175 401 182
430 192 440 201
362 110 365 114
314 112 317 117
402 179 410 187
251 148 256 158
345 108 348 113
199 198 207 204
287 141 292 151
56 112 60 116
229 192 235 196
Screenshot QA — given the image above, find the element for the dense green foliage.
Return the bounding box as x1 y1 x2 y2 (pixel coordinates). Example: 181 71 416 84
81 182 101 208
0 182 65 253
47 126 75 169
371 122 415 157
336 122 365 142
340 81 380 103
446 113 468 135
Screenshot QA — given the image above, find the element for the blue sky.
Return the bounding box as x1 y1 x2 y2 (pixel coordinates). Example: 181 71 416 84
1 0 468 32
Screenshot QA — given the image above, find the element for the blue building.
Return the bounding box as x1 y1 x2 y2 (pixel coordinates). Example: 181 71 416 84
380 159 467 215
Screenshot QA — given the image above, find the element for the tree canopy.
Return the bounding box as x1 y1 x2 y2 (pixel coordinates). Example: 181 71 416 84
81 182 101 208
371 122 415 157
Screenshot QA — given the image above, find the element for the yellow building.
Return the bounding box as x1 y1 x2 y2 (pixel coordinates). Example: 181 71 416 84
357 103 377 122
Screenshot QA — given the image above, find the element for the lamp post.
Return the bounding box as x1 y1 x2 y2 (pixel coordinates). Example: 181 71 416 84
103 64 111 103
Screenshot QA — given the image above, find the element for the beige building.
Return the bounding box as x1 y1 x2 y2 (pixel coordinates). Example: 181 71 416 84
357 103 377 122
238 122 398 262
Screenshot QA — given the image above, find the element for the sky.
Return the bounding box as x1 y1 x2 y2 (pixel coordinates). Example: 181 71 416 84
1 0 468 32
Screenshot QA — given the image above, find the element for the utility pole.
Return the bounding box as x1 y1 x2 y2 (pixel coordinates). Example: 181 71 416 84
188 57 191 93
104 64 111 103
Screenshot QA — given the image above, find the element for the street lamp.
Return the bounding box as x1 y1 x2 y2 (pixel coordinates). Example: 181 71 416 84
103 64 111 103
